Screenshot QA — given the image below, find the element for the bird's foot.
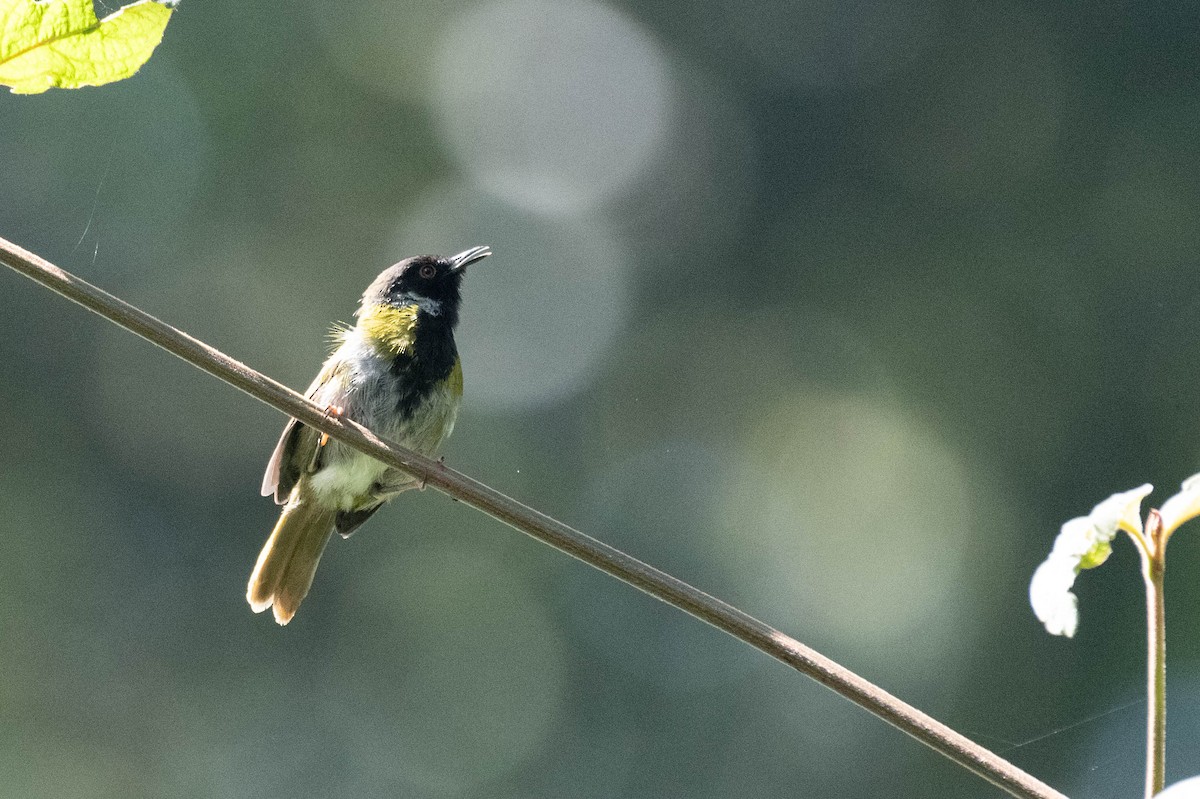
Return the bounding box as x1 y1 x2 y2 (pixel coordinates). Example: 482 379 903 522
417 457 445 492
318 405 345 447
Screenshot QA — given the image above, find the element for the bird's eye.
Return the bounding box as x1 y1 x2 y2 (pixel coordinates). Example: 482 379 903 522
418 264 436 279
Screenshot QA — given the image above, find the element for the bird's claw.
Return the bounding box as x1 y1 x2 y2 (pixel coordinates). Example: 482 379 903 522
417 457 445 492
319 405 345 447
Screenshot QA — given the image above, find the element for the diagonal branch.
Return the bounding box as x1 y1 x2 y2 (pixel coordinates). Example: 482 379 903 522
0 235 1067 799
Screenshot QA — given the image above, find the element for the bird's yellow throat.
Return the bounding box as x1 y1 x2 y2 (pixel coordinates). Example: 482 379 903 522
357 304 419 356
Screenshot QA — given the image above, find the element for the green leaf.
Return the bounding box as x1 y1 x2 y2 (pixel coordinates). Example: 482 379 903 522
0 0 175 94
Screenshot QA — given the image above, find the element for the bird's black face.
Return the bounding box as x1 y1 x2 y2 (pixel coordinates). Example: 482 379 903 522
360 246 491 326
382 256 463 312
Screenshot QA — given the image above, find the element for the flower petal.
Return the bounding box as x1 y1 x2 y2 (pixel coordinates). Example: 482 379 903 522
1157 775 1200 798
1158 473 1200 535
1050 515 1114 570
1030 484 1151 638
1029 556 1079 637
1088 483 1153 537
1051 516 1098 559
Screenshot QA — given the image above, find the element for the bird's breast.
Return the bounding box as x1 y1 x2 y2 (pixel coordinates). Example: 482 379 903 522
307 338 463 510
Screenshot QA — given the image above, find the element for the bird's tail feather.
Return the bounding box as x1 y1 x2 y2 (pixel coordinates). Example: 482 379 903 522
247 493 337 625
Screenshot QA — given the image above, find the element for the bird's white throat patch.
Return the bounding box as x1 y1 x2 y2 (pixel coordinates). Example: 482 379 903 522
397 292 443 316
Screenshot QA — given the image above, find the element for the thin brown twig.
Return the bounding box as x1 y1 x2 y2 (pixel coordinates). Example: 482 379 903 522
0 235 1068 799
1138 511 1167 799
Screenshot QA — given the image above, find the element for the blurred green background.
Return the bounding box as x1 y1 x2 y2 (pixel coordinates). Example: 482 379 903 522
3 1 1200 796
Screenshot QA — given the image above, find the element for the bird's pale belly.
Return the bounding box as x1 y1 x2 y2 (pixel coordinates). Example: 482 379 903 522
307 381 461 511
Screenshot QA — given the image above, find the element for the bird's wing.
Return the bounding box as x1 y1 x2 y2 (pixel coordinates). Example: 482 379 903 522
261 356 351 503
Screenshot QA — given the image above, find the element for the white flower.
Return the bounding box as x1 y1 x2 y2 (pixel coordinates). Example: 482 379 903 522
1030 484 1152 637
1157 775 1200 798
1029 555 1080 637
1158 472 1200 536
1086 483 1154 540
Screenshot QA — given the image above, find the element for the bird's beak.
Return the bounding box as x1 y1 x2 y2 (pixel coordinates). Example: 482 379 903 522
449 245 492 273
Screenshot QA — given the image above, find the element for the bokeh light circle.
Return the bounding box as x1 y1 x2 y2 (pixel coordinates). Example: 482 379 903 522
304 0 478 102
432 0 675 214
721 390 977 658
395 183 630 411
331 541 567 795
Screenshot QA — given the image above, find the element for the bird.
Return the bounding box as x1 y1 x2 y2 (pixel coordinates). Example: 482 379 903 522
247 245 492 625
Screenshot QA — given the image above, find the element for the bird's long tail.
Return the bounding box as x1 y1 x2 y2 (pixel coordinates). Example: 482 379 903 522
247 490 337 625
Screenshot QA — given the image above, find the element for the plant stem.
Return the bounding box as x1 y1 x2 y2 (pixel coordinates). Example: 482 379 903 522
0 235 1068 799
1140 511 1167 798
